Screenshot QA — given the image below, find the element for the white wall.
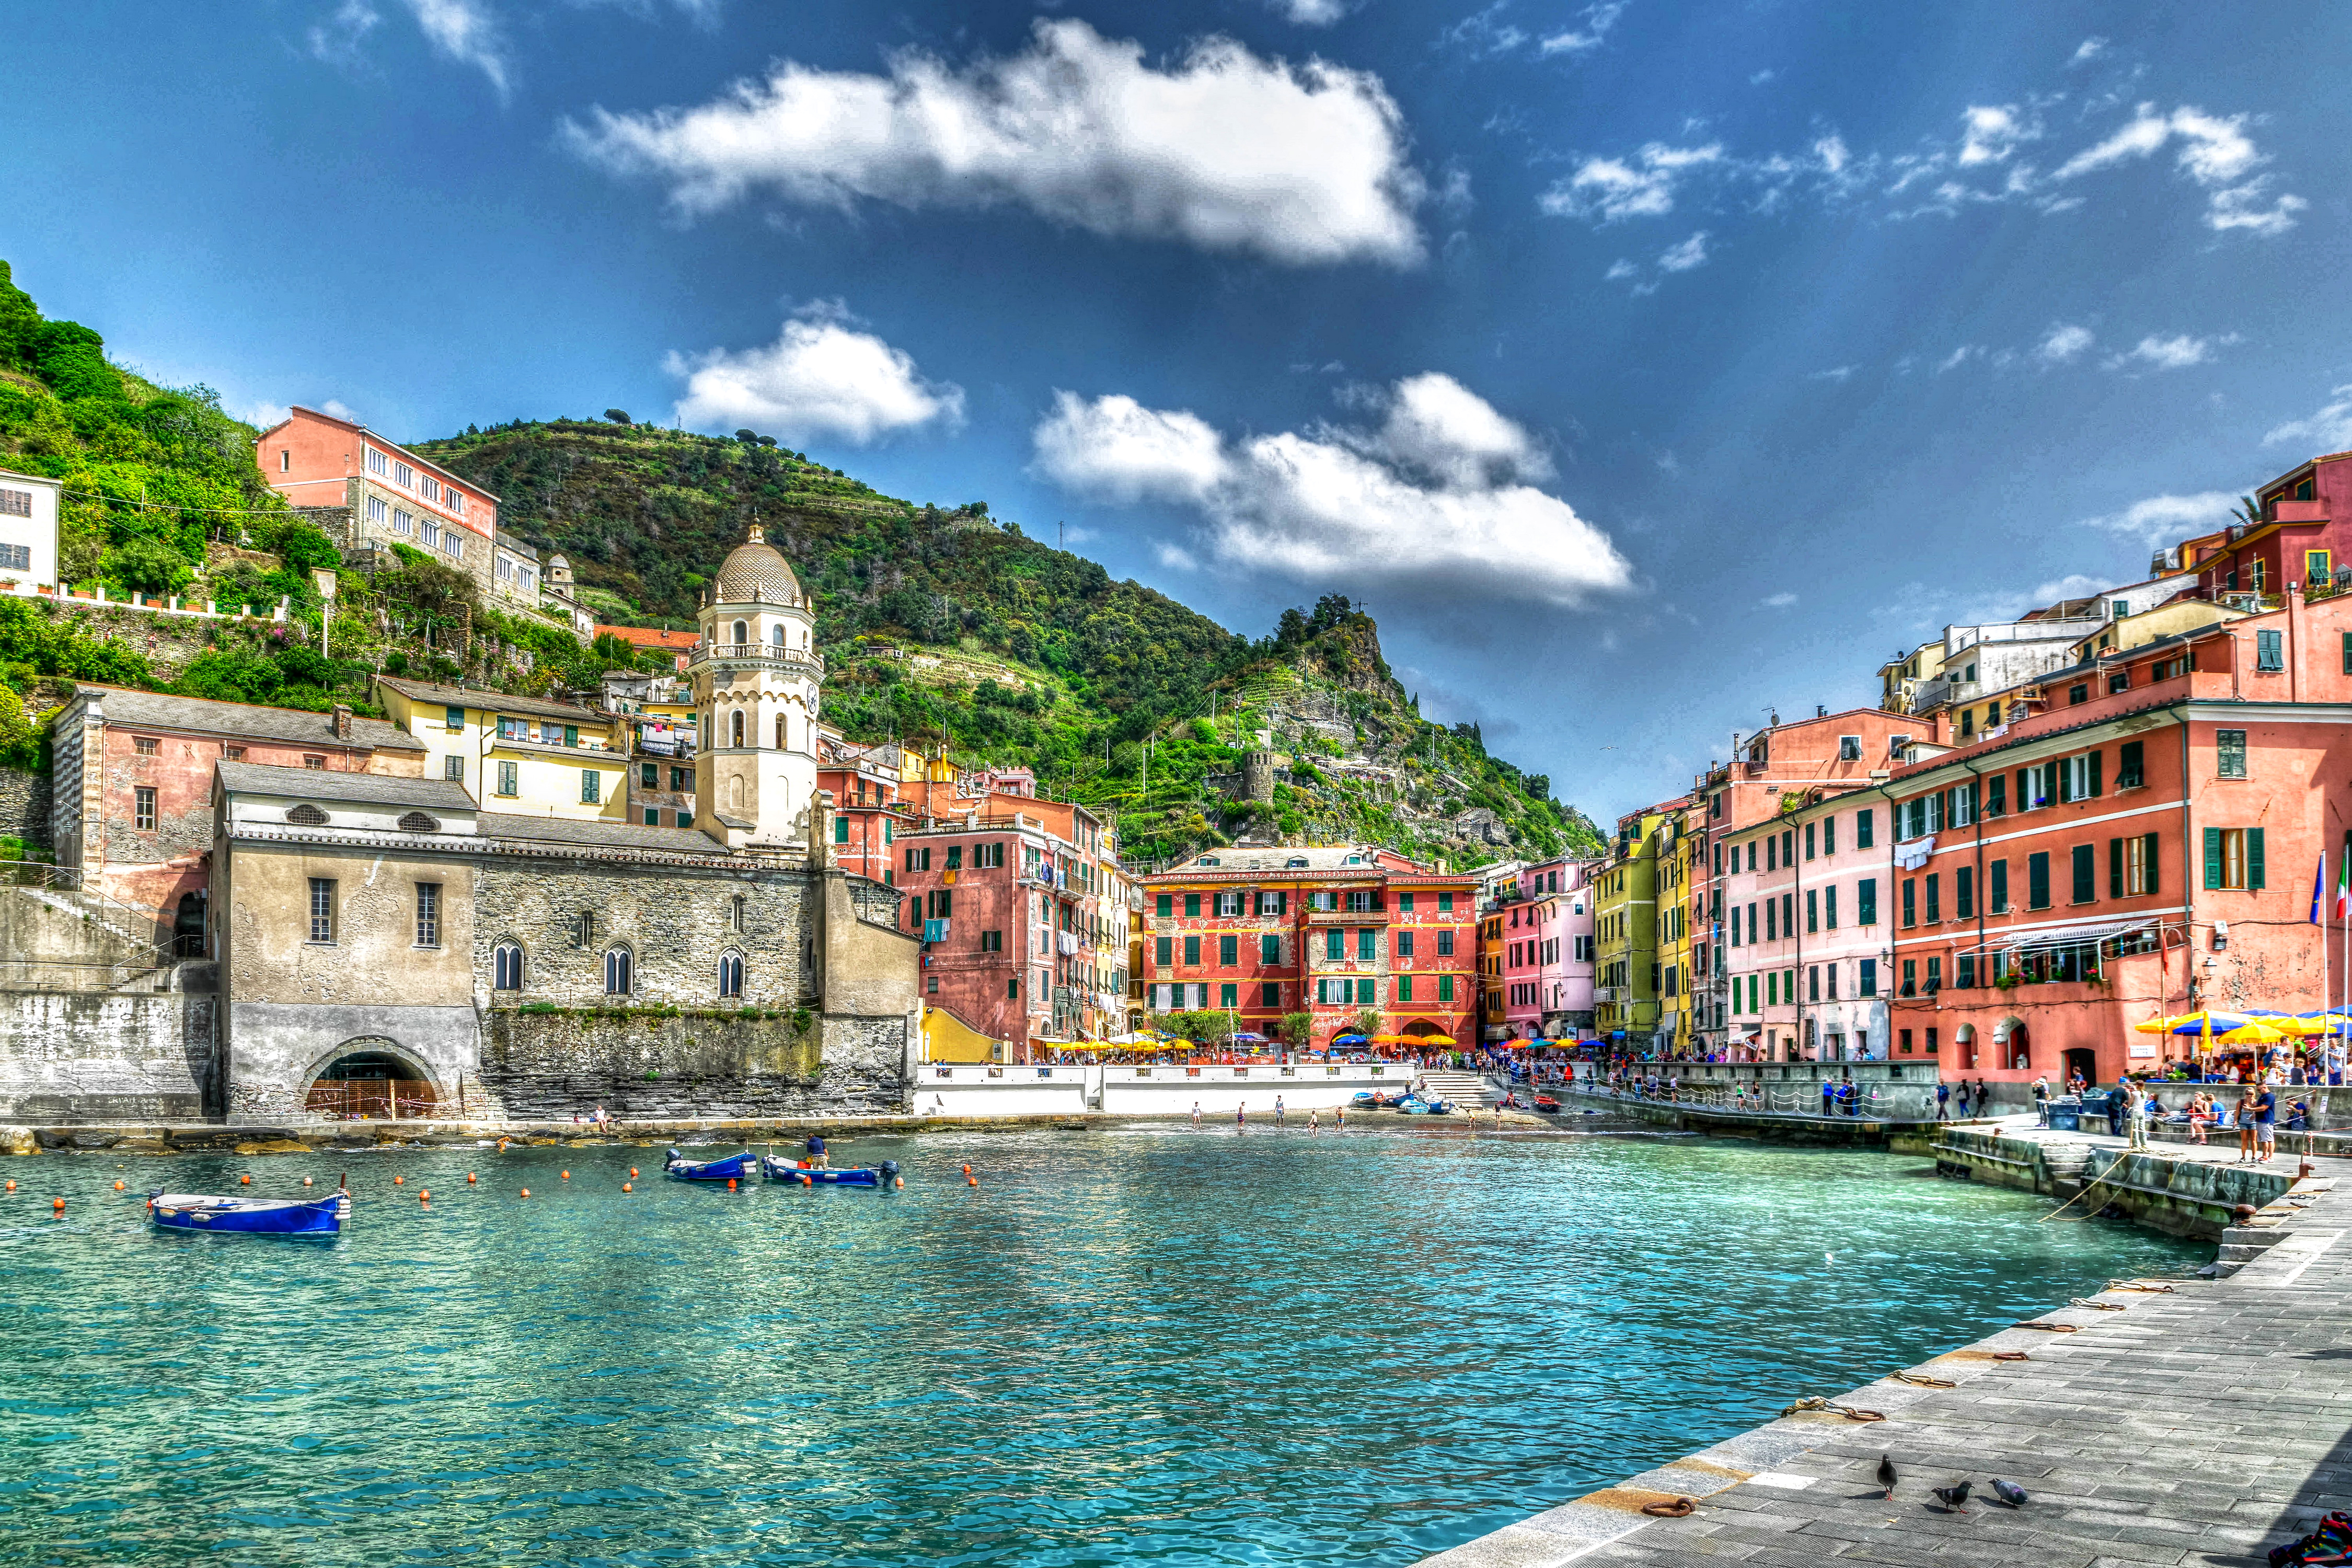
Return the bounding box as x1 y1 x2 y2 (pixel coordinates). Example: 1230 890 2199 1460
912 1061 1416 1117
0 469 61 592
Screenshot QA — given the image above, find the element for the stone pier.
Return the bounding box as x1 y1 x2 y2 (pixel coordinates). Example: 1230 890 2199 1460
1420 1171 2352 1567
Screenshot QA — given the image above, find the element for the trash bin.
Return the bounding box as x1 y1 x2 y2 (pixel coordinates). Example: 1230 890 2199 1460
2044 1100 2081 1133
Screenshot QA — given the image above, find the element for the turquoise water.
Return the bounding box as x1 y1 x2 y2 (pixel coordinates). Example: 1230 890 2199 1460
2 1121 2199 1566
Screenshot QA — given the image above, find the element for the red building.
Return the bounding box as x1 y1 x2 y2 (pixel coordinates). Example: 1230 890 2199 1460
892 782 1131 1057
46 686 425 948
2182 449 2352 603
1142 846 1479 1050
255 406 512 602
1884 584 2352 1087
815 732 907 885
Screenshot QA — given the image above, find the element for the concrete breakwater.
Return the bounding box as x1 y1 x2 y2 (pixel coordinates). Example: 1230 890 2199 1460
1420 1170 2343 1568
1910 1123 2295 1240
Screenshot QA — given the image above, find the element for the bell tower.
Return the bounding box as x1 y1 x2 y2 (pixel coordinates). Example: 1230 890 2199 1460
691 524 822 850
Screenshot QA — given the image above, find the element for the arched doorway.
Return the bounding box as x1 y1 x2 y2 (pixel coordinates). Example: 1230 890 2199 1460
305 1041 439 1121
1992 1017 2028 1073
1955 1022 1978 1070
2062 1045 2096 1090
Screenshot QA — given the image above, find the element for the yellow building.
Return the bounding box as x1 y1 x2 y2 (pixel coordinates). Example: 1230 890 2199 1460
373 675 628 823
1656 805 1703 1053
1593 800 1689 1051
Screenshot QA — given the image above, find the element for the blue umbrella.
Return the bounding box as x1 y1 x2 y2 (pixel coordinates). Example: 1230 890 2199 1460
1333 1033 1369 1045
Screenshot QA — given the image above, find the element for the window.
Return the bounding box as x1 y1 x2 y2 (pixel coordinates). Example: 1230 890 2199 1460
494 943 523 990
1854 809 1874 850
679 811 694 829
641 762 660 789
2114 833 2159 896
1986 775 2006 816
1925 1028 1939 1057
732 620 748 645
2257 629 2285 672
1185 935 1201 965
672 767 688 792
1261 933 1281 964
1261 982 1281 1008
1218 934 1237 966
776 716 788 751
367 447 388 476
393 460 414 489
2217 729 2247 779
1766 835 1777 872
1839 734 1861 760
1766 899 1778 940
1155 936 1172 967
1805 822 1816 861
1859 958 1877 997
1436 930 1456 956
604 948 633 995
496 760 518 796
1901 879 1916 928
2117 740 2145 790
2060 752 2102 801
1857 879 1876 926
308 878 336 943
1822 815 1836 856
947 846 964 872
576 912 595 948
1900 960 1916 997
1807 965 1819 1002
1899 1029 1913 1055
2205 827 2265 891
1990 858 2008 914
304 755 325 770
1184 894 1201 918
1926 956 1942 994
1156 894 1172 917
1768 970 1780 1007
365 494 388 526
131 735 160 757
2027 850 2051 910
2069 683 2090 706
2068 843 2096 905
1357 928 1376 961
2019 763 2052 810
645 808 661 826
415 883 441 947
1438 893 1454 913
1955 865 1974 919
1824 885 1838 929
134 786 156 830
974 842 1005 869
1806 889 1818 933
581 770 601 804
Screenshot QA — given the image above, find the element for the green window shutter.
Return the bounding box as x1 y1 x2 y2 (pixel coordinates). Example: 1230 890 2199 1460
1767 971 1778 1006
2089 750 2102 797
2027 851 2049 909
1398 975 1413 1002
1156 936 1171 966
2144 833 2160 895
1438 975 1454 1002
1184 936 1200 965
2250 827 2266 890
2204 827 2223 889
1325 929 1341 961
834 815 849 844
1157 894 1171 917
2057 764 2073 804
2072 844 2095 904
2343 630 2351 675
2109 837 2124 898
1358 977 1375 1005
1278 890 1289 914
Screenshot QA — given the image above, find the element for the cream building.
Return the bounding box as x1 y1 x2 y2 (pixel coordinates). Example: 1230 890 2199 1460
694 525 824 851
372 675 629 823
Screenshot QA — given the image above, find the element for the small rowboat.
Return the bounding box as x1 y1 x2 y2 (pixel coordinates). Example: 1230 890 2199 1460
149 1189 348 1235
663 1148 756 1182
1533 1094 1562 1114
760 1156 902 1187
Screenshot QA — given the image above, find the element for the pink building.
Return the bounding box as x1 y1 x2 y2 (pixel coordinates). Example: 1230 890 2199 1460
1495 856 1597 1040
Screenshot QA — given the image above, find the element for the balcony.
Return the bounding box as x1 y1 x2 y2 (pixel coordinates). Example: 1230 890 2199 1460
2275 499 2330 524
693 644 826 677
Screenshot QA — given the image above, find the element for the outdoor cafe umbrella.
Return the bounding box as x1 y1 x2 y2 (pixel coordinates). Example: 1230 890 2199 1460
1420 1034 1458 1046
1332 1033 1370 1045
2215 1019 2293 1046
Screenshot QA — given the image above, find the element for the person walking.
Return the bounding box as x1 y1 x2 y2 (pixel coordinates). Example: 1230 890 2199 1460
1191 1101 1201 1129
2236 1089 2258 1162
2126 1081 2149 1150
1955 1081 1972 1119
1974 1078 1990 1117
1236 1101 1247 1131
1936 1080 1951 1120
2253 1082 2278 1163
1275 1096 1286 1128
1308 1109 1320 1134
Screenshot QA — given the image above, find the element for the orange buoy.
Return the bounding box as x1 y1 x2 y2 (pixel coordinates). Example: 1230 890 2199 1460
4 1180 14 1191
53 1196 66 1210
962 1163 972 1176
520 1187 531 1197
560 1171 569 1180
240 1174 251 1185
800 1173 811 1186
393 1175 403 1185
303 1177 314 1186
967 1174 978 1187
420 1190 431 1201
727 1178 737 1190
467 1172 478 1183
114 1180 125 1191
893 1176 904 1189
629 1167 639 1178
622 1182 633 1193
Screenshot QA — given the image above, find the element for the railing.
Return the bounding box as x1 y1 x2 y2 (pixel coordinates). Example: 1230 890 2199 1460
0 859 181 971
305 1079 440 1120
696 644 827 671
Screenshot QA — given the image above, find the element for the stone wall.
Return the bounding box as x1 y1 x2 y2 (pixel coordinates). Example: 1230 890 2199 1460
0 991 215 1120
0 767 49 849
478 1007 864 1119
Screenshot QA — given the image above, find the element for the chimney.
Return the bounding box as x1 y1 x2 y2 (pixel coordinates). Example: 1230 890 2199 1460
332 704 353 741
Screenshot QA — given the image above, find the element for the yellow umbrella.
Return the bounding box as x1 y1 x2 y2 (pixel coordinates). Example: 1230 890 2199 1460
1419 1034 1458 1046
2216 1020 2290 1045
2133 1013 2194 1033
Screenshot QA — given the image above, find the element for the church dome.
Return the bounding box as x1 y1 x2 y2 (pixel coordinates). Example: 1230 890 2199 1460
713 525 802 605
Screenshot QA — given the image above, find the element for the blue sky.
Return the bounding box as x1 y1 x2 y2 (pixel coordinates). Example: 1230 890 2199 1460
6 1 2348 820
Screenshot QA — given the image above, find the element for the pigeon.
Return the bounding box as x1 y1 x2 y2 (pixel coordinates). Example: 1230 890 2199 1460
1930 1481 1971 1512
1875 1456 1897 1500
1990 1479 2027 1508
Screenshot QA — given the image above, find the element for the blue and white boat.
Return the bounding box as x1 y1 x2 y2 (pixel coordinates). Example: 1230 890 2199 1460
663 1148 757 1182
760 1156 901 1187
148 1188 348 1235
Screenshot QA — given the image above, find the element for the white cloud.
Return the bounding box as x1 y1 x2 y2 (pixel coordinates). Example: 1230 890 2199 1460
1269 0 1346 24
2078 491 2238 546
666 304 963 443
1749 68 1774 86
1935 345 1980 373
307 0 381 65
1807 366 1854 384
2037 324 2094 364
2050 102 2300 234
1539 1 1627 56
1537 142 1721 222
1031 391 1226 504
1956 103 2038 166
1032 375 1632 608
1762 591 1797 607
319 398 361 423
233 399 293 429
406 0 508 94
1656 229 1709 271
1604 258 1637 281
2070 36 2108 66
2111 332 2234 371
2265 385 2352 452
566 18 1426 266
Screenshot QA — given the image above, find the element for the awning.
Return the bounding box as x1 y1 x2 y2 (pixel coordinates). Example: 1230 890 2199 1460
1991 917 2159 956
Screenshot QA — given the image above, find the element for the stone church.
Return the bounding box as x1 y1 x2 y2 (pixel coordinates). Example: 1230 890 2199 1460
199 527 920 1121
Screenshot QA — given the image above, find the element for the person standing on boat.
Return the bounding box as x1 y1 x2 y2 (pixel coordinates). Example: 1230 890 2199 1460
805 1134 828 1169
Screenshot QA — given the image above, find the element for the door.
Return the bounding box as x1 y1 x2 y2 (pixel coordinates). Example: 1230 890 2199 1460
2063 1045 2095 1088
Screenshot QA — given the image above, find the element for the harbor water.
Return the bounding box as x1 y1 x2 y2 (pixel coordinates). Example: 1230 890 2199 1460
1 1118 2201 1565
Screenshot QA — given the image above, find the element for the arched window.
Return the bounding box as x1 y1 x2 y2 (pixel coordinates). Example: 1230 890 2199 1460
731 619 748 647
604 946 633 996
493 943 524 991
770 624 786 650
776 714 788 750
730 709 745 747
718 949 744 999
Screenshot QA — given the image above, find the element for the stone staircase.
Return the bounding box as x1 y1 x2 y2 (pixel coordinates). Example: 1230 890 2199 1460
1417 1069 1503 1109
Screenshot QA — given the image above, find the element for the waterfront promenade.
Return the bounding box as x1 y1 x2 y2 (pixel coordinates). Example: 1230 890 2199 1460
1422 1170 2351 1567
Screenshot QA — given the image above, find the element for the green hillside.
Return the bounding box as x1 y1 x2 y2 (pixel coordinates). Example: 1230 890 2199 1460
418 417 1598 866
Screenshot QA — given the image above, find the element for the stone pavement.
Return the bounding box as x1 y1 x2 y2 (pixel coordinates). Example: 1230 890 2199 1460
1419 1176 2352 1567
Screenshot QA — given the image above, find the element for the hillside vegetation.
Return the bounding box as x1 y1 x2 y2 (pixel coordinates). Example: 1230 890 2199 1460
418 418 1598 866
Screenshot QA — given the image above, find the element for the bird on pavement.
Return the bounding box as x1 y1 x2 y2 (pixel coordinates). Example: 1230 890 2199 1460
1875 1456 1897 1500
1990 1479 2028 1508
1930 1481 1972 1512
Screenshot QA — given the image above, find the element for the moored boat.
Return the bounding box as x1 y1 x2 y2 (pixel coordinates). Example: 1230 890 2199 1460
148 1187 349 1235
663 1148 757 1182
1533 1094 1561 1113
759 1156 902 1187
